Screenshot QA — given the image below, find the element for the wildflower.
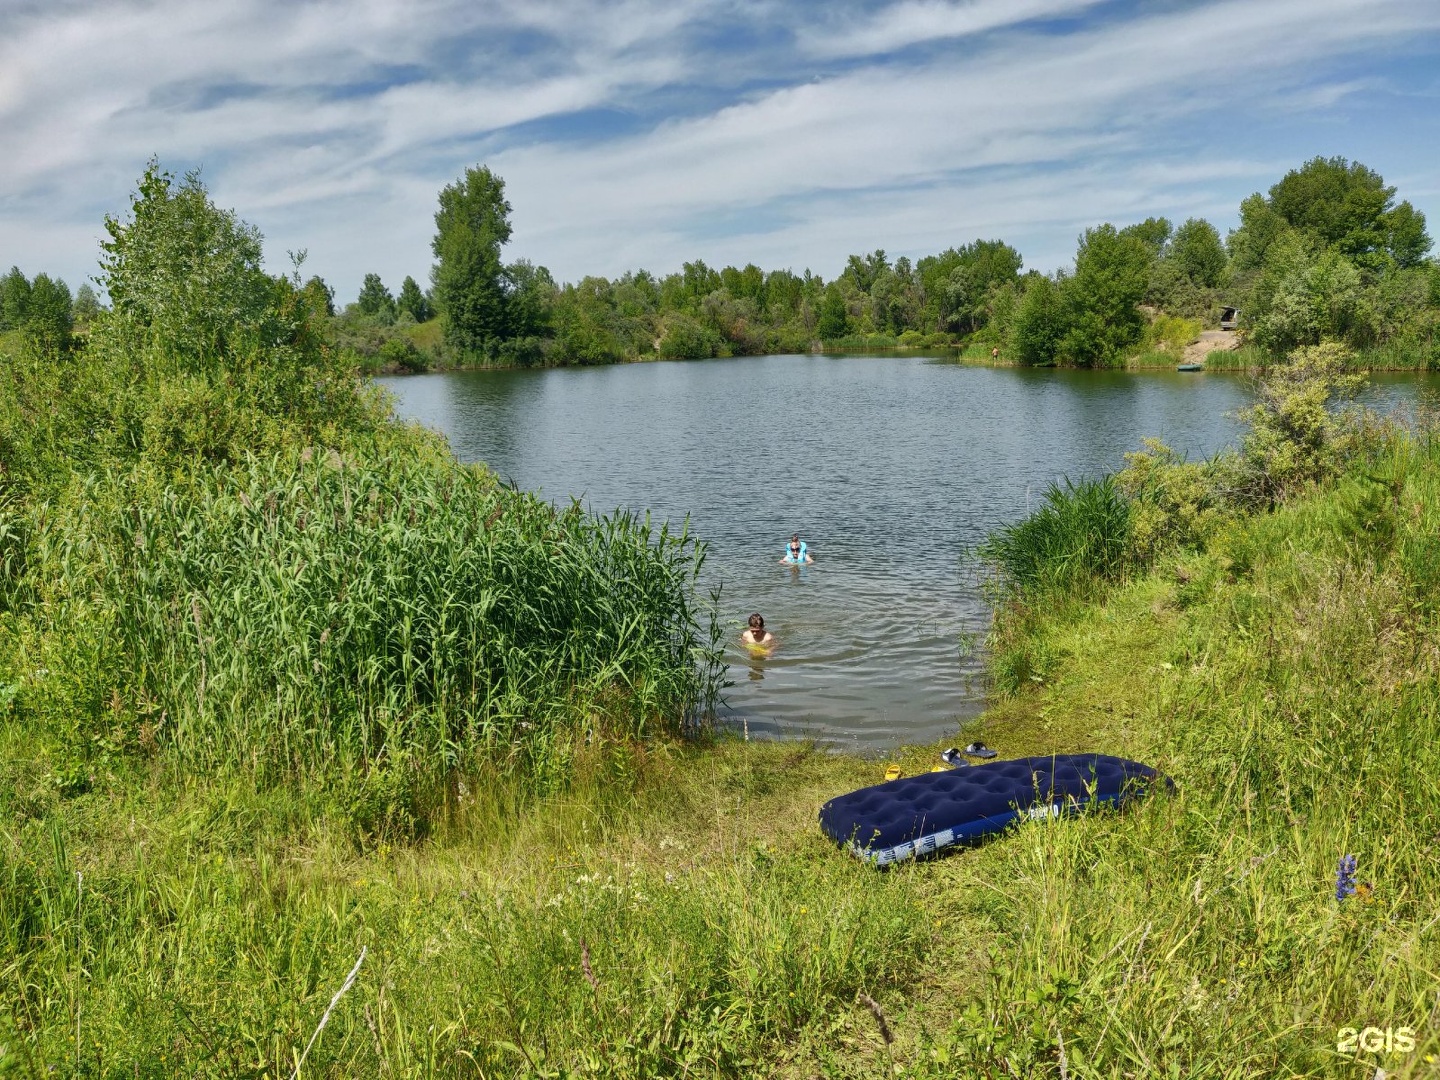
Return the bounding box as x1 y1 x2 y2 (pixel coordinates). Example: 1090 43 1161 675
1335 854 1357 901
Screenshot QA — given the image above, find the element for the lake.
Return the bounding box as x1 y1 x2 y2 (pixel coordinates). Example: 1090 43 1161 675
379 355 1438 751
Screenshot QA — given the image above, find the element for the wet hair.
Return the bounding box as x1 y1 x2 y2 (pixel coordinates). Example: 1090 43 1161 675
748 613 764 629
790 534 800 542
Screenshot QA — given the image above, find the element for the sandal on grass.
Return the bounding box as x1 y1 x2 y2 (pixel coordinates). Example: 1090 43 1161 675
964 742 998 759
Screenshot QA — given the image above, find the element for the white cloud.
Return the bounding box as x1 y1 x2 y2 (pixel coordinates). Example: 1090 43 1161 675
801 0 1109 59
0 0 1437 299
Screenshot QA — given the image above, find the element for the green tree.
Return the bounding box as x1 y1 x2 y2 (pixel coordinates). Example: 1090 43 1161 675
1228 193 1290 272
1169 218 1227 288
504 260 555 343
397 275 432 323
356 273 394 319
99 161 275 368
24 273 73 352
1058 225 1149 366
72 283 102 326
1 267 31 330
432 166 513 356
1120 217 1173 260
1266 156 1430 269
1008 275 1066 365
303 275 335 317
817 285 849 339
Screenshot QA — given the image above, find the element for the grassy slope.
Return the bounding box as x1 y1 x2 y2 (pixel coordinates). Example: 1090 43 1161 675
7 443 1440 1077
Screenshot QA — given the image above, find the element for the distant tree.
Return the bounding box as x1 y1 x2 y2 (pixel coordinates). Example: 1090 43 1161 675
817 285 849 339
396 275 432 323
504 260 554 340
1009 275 1066 365
1384 201 1433 269
1058 224 1150 366
356 273 395 319
841 250 889 295
1228 193 1291 272
925 239 1024 333
1170 218 1228 288
24 273 73 352
431 165 513 355
1266 156 1430 269
1 267 31 330
302 275 335 317
72 282 102 326
99 160 275 368
1120 217 1173 260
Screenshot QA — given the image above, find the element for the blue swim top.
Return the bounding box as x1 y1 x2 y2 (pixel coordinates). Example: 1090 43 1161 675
782 540 808 563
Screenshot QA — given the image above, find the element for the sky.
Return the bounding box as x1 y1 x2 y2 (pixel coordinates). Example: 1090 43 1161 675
2 0 1439 303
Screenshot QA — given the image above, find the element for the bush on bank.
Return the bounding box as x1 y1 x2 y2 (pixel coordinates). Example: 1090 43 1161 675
0 163 723 823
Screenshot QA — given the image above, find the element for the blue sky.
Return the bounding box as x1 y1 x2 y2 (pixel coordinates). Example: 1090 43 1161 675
2 0 1438 303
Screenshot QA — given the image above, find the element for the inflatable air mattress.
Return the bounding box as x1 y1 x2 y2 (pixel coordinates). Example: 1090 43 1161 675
819 754 1168 867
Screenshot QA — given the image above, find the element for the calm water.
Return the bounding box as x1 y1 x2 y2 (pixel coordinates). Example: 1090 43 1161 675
379 356 1438 750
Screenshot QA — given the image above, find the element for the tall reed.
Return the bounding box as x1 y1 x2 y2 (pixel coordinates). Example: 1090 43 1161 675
22 450 724 789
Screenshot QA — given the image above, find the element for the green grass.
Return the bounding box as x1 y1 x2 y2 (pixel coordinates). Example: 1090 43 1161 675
10 432 1440 1076
1204 343 1265 370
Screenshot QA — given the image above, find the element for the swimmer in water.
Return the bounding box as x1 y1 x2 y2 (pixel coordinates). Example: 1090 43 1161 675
741 613 776 650
779 534 813 565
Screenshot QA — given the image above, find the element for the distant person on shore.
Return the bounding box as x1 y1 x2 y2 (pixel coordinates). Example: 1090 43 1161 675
741 613 776 651
780 534 813 565
991 346 999 362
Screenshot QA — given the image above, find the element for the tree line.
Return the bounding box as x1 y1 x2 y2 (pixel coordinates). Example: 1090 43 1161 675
332 156 1435 371
6 155 1434 372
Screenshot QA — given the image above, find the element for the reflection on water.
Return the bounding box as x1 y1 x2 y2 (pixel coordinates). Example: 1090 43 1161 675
379 355 1439 750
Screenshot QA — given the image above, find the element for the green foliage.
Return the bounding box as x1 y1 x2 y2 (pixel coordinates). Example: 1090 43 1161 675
658 312 719 359
99 161 277 371
1119 215 1172 258
378 335 427 372
1170 217 1227 288
0 266 32 330
986 344 1373 597
71 283 101 327
22 274 72 355
1008 274 1066 365
302 274 335 317
1057 224 1150 367
431 165 513 357
19 453 721 784
1117 438 1232 562
976 476 1132 597
356 272 395 320
816 284 849 340
396 274 432 323
1267 155 1430 269
1232 341 1367 505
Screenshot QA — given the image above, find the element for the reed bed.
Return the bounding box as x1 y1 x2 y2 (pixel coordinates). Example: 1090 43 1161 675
17 450 723 806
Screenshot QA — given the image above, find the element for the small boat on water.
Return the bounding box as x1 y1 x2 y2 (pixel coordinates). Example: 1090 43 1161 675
1176 362 1204 372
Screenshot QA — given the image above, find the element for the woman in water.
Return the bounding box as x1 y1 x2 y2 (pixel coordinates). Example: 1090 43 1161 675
741 613 776 650
779 534 813 565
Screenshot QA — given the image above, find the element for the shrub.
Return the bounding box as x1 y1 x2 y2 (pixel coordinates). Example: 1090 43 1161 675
1232 341 1367 506
976 476 1131 597
657 313 718 360
1117 438 1233 563
378 335 427 373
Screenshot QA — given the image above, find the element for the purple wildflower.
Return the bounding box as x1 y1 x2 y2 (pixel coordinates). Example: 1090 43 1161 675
1335 854 1358 901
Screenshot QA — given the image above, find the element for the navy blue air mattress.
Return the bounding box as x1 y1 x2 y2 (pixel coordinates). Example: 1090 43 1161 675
819 754 1167 867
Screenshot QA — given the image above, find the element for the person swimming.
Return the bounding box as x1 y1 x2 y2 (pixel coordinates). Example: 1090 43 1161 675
741 612 776 650
779 534 813 565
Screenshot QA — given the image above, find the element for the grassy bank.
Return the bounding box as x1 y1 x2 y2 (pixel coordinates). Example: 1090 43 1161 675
5 167 1439 1076
8 409 1439 1075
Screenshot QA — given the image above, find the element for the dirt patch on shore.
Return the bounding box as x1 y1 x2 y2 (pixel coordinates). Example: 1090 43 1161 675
1185 329 1240 365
